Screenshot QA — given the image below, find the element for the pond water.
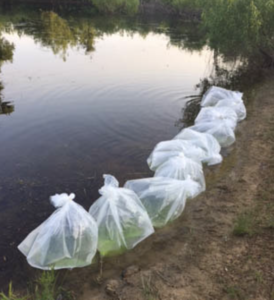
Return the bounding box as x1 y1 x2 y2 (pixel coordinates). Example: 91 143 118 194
0 8 226 287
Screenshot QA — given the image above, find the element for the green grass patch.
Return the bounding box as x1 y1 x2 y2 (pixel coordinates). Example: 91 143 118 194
0 271 74 300
233 212 256 236
224 285 245 299
0 283 28 300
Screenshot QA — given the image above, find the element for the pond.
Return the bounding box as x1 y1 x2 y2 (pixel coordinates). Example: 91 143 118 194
0 8 236 288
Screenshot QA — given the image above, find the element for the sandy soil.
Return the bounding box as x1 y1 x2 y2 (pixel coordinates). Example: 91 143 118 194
59 74 274 300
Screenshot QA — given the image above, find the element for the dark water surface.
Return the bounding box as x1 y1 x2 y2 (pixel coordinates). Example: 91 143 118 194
0 9 219 287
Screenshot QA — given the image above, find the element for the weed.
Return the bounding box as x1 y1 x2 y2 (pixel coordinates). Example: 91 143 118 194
141 274 158 300
254 270 263 283
0 283 28 300
224 286 245 299
0 271 73 300
33 270 56 300
267 216 274 229
233 212 255 236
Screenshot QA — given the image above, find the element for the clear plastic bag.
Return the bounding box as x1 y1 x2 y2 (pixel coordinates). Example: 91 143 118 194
195 107 238 130
154 154 206 191
201 86 243 107
173 128 222 165
125 176 202 228
190 120 236 147
147 139 208 171
216 98 246 122
18 193 98 270
89 175 154 257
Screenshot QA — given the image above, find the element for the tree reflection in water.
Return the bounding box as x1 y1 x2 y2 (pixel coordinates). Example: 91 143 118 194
0 34 14 116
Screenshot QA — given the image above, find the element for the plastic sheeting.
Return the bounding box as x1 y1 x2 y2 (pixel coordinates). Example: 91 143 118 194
216 98 246 122
18 193 98 270
190 120 236 148
147 139 208 171
154 154 206 191
195 107 238 130
125 177 202 228
173 128 222 165
201 86 243 107
89 175 154 257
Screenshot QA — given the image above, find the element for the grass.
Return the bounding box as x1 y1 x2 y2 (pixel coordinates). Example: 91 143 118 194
254 270 263 284
224 286 245 300
0 283 28 300
0 270 74 300
33 270 56 300
141 274 159 300
233 212 256 236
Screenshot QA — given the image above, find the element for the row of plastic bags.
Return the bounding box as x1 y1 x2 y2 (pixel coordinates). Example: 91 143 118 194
18 86 246 270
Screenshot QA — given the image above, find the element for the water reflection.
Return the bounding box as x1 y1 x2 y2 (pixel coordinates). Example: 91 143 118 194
0 8 207 60
0 101 14 115
0 31 14 115
0 7 253 290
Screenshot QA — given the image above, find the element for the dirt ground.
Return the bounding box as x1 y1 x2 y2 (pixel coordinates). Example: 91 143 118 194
61 74 274 300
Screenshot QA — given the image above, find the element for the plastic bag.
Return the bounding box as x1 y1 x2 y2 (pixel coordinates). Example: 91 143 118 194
173 128 222 165
201 86 243 107
154 154 206 191
89 175 154 257
190 120 235 147
18 193 98 270
195 107 238 130
125 176 202 228
147 139 208 171
216 98 246 122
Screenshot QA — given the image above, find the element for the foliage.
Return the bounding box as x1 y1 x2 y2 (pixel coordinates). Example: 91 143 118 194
0 283 28 300
33 270 56 300
0 271 73 300
201 0 274 66
35 12 96 59
233 212 256 236
161 0 201 11
0 37 14 62
91 0 139 14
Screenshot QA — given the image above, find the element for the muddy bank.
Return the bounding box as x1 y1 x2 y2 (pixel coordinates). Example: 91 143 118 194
51 74 274 300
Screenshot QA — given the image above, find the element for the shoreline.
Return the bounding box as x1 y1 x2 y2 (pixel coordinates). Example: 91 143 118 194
64 72 274 300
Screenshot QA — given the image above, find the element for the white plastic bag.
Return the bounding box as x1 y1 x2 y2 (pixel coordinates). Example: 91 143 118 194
89 174 154 257
216 98 246 122
190 120 236 147
125 176 202 228
201 86 243 107
173 128 222 165
154 154 206 191
18 193 98 270
195 107 238 130
147 139 208 171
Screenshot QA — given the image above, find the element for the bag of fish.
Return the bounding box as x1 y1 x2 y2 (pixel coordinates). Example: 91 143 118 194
190 121 235 148
89 175 154 257
173 128 222 165
18 193 98 270
154 154 206 191
201 86 246 122
215 98 246 122
125 176 202 228
201 86 243 107
147 139 209 171
190 106 238 147
195 107 238 130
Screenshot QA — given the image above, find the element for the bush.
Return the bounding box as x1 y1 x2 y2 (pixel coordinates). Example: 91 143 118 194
90 0 139 14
